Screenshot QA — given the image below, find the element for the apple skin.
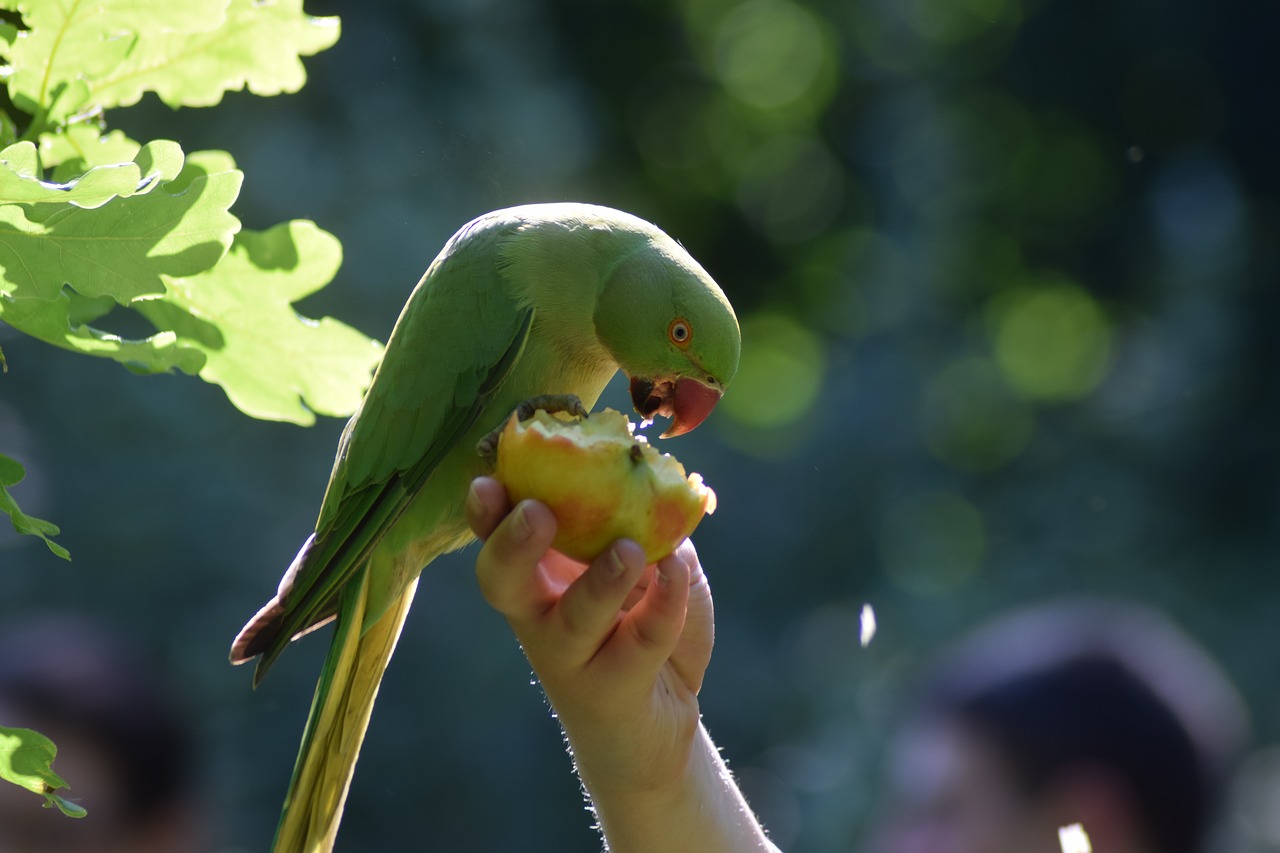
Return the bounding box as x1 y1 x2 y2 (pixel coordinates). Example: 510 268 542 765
493 408 717 564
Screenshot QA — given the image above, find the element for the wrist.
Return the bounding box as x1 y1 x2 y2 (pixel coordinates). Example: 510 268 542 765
562 700 701 805
582 721 778 853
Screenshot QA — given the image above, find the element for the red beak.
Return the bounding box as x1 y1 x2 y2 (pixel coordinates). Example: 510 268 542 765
629 376 723 438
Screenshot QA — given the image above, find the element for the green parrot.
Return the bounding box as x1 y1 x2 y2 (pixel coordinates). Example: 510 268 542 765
230 202 741 852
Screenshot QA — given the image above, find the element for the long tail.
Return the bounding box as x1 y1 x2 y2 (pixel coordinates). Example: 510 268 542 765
273 567 420 853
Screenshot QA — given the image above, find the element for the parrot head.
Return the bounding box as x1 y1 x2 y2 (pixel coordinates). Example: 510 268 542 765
594 228 741 438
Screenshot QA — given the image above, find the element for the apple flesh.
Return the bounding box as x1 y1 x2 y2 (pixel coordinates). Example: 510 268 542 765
493 408 717 563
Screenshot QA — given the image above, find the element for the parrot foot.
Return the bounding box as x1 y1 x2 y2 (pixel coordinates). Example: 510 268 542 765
476 394 589 459
513 393 590 423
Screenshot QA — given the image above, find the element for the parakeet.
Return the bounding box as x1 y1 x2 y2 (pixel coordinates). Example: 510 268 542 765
229 203 741 852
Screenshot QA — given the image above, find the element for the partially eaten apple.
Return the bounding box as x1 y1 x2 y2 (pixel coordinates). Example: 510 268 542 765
493 408 717 563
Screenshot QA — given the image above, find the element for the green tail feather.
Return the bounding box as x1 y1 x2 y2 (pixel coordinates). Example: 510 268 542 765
272 566 419 853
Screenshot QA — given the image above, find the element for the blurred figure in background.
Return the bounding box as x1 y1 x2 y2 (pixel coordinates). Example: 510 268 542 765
0 615 206 853
870 599 1250 853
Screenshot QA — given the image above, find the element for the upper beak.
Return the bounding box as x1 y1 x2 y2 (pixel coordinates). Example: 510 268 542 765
629 376 723 438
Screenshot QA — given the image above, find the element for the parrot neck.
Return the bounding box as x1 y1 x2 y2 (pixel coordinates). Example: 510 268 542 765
503 224 625 378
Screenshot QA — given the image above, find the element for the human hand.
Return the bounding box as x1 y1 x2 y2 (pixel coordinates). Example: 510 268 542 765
466 475 713 796
468 476 776 853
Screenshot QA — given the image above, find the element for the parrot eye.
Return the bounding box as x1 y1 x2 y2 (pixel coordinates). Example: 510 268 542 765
668 317 692 347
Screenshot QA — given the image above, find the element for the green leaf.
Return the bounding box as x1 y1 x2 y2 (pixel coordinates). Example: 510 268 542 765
0 138 183 208
0 2 359 428
0 110 16 150
0 725 85 816
40 126 144 178
0 291 206 375
0 145 242 304
0 143 233 375
48 792 89 818
0 453 68 557
89 0 340 110
0 452 23 484
138 221 382 425
1 0 229 120
2 0 338 117
0 145 377 417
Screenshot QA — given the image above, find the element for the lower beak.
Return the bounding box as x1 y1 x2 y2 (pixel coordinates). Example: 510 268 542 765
629 376 723 438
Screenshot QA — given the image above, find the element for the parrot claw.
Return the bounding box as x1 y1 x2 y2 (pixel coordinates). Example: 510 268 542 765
514 393 589 422
476 394 589 459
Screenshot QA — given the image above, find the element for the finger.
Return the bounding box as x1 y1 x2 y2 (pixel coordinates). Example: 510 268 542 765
607 547 691 672
669 540 714 693
474 498 558 621
466 476 511 540
673 538 701 583
555 539 648 648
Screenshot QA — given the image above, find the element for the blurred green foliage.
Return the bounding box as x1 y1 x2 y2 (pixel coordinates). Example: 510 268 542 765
1 0 1275 850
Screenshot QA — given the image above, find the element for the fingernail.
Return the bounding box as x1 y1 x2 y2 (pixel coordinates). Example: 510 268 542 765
465 481 484 519
656 550 688 589
608 546 628 578
509 502 533 543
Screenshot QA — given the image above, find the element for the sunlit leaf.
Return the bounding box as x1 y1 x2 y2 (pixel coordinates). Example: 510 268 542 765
138 221 382 425
0 138 375 420
0 291 206 374
76 0 339 111
39 126 144 178
0 145 242 304
0 0 229 121
0 725 84 816
0 144 236 375
0 139 182 208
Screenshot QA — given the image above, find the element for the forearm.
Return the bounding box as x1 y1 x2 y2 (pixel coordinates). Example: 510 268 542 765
576 722 779 853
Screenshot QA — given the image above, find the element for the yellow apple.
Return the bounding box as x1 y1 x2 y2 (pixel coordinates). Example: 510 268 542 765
493 408 717 563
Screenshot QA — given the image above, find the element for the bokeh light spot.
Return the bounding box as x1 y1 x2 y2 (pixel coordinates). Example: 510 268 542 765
989 277 1111 401
905 0 1020 45
735 133 844 242
713 0 833 112
719 312 825 430
920 357 1034 471
880 491 985 595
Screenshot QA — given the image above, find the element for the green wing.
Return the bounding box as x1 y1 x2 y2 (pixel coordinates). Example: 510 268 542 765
248 217 533 681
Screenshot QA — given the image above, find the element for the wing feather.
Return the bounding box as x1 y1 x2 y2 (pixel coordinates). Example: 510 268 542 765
242 214 535 679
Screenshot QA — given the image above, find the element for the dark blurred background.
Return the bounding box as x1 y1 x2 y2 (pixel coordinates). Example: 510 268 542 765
2 0 1277 850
